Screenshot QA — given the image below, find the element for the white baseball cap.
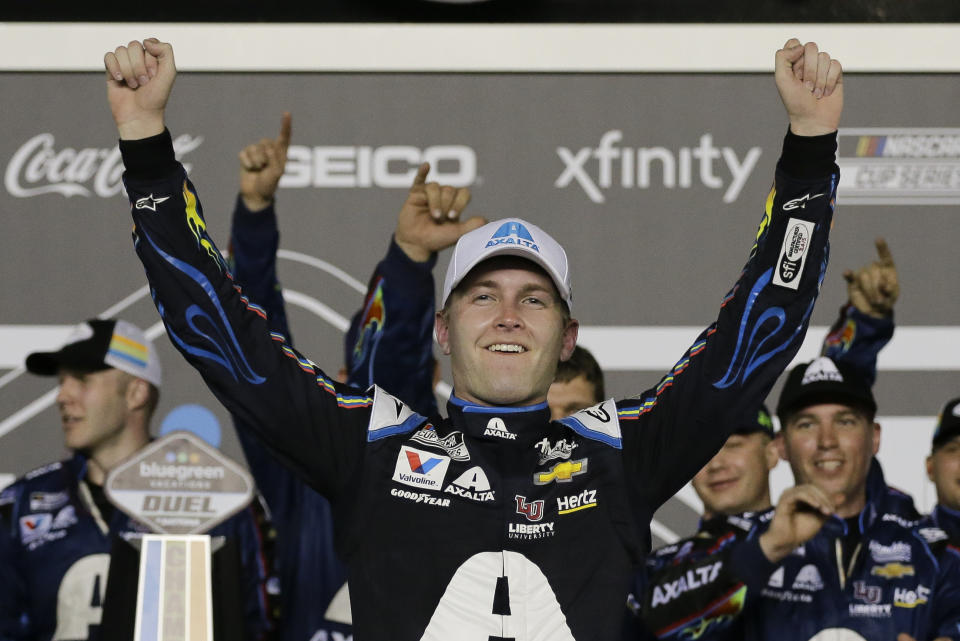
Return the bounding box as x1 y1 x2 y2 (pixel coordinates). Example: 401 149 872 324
441 218 572 311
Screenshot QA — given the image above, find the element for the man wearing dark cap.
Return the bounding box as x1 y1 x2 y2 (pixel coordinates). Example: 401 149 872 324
626 240 901 641
0 319 271 641
728 356 960 641
925 397 960 542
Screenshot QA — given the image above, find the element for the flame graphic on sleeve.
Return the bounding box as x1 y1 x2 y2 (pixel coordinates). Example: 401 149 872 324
352 277 386 364
182 181 222 268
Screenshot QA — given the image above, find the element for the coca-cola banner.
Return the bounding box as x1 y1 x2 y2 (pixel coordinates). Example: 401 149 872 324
1 71 958 544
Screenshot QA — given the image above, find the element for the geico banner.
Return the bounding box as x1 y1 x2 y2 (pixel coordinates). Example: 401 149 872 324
280 144 477 188
1 72 958 537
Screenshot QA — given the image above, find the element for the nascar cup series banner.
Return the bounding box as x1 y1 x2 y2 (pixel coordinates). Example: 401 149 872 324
1 69 958 544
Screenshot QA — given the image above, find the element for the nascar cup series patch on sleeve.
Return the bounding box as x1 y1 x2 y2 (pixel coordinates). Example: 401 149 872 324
773 217 815 290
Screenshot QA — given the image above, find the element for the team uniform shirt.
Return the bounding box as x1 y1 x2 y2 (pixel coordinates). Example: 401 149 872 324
626 304 895 640
730 462 960 641
926 505 960 544
120 128 836 641
0 454 271 641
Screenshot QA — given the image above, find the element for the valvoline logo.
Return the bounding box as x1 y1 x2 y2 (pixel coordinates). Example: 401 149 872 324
485 221 539 253
405 450 443 475
392 446 451 491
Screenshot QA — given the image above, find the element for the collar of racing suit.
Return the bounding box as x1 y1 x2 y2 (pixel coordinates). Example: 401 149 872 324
446 394 553 445
819 457 920 539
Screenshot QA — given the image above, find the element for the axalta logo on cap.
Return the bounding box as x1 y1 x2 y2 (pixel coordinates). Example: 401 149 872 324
800 357 844 385
484 221 540 253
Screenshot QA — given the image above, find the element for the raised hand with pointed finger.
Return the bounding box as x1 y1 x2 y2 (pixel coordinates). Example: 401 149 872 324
844 238 899 319
104 38 176 140
775 38 843 136
240 112 293 212
394 163 486 263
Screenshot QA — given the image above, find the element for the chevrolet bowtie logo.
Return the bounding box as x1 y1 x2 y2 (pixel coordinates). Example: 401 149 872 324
534 458 588 485
871 563 915 579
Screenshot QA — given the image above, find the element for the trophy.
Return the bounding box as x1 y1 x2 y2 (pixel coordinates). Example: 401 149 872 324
104 431 255 640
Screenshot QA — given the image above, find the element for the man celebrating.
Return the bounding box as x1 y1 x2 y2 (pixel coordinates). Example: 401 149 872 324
105 36 840 640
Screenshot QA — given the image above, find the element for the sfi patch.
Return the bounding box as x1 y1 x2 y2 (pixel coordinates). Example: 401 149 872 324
772 217 815 290
367 386 426 442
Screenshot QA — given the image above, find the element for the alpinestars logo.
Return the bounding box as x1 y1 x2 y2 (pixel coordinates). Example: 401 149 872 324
484 222 539 252
444 467 495 502
391 446 451 491
135 194 171 211
783 192 825 211
483 418 517 440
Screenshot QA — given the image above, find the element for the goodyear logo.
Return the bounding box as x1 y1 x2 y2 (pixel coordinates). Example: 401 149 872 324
534 458 587 485
871 563 915 580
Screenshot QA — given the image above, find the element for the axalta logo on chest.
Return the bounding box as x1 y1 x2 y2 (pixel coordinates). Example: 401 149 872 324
651 562 723 607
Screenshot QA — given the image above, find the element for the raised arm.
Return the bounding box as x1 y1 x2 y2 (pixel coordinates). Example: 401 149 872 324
822 238 898 386
105 39 373 500
609 39 843 514
345 163 484 416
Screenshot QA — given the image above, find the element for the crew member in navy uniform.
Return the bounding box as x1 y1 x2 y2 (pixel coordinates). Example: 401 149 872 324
729 357 960 641
0 319 272 641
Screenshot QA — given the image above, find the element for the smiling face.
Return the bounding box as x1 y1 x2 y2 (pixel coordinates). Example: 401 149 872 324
692 432 778 517
435 256 579 407
928 435 960 511
779 403 880 518
56 368 131 454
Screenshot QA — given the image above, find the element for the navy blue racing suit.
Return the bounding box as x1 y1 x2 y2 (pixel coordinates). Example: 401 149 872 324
228 200 440 640
626 302 896 640
0 454 271 641
729 462 960 640
120 127 836 640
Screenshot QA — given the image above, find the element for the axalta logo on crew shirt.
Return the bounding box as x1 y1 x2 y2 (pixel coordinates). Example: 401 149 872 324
651 561 723 608
4 133 201 198
391 446 451 491
791 564 824 591
279 144 477 188
485 221 539 252
554 131 762 204
483 418 517 440
444 466 495 502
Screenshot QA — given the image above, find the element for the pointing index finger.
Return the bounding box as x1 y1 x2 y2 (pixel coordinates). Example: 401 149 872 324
412 162 430 188
277 112 292 149
874 237 895 266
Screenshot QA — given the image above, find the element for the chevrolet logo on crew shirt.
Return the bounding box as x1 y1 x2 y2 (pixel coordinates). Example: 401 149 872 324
871 563 915 580
534 459 588 485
